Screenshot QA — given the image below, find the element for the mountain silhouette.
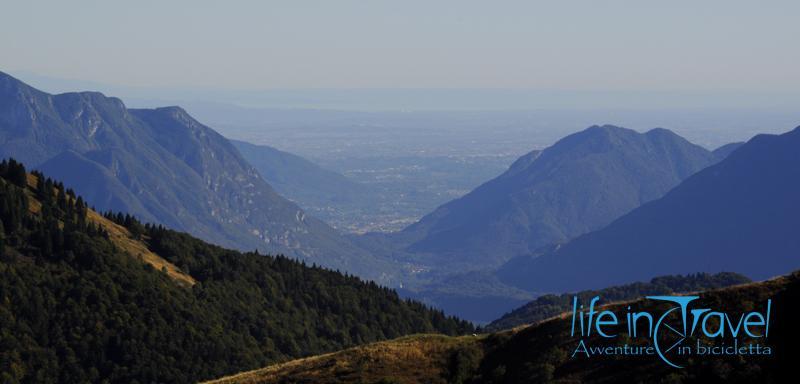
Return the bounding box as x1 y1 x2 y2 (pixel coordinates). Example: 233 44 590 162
0 71 392 280
499 126 800 292
396 125 727 270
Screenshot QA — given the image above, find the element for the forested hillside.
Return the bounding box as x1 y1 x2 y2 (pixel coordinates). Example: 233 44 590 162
0 159 472 383
485 272 750 331
208 270 799 384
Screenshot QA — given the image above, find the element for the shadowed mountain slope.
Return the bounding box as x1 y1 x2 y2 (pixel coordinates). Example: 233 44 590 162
499 126 800 293
0 71 392 280
395 125 726 270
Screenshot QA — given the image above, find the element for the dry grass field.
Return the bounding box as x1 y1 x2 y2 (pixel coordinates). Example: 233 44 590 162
25 173 196 287
204 334 486 384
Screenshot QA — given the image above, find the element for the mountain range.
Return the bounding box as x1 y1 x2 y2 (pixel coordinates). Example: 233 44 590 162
4 68 800 382
7 70 798 328
0 71 393 280
498 126 800 293
378 125 734 271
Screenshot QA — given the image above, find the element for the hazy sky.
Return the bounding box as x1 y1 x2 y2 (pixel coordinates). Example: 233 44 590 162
3 0 799 93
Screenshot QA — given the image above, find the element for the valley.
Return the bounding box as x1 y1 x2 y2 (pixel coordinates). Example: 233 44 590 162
6 71 800 325
4 2 800 382
186 103 797 235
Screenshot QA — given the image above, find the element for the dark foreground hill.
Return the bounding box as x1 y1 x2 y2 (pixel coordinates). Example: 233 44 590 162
387 125 727 271
485 272 750 332
499 126 800 293
206 270 798 384
0 71 391 281
0 159 472 383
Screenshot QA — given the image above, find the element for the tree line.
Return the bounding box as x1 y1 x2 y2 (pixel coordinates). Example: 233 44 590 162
0 158 473 383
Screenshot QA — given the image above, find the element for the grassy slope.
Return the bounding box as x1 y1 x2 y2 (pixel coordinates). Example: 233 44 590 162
25 173 196 287
204 334 485 384
208 272 797 383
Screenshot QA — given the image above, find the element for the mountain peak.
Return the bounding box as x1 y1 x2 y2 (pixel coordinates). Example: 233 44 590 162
583 124 631 135
540 124 643 158
400 124 721 271
645 127 676 136
0 70 39 97
499 124 800 292
0 74 391 282
571 124 640 142
587 124 623 130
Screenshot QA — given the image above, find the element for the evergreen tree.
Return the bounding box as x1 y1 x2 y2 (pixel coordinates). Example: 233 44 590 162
0 158 475 383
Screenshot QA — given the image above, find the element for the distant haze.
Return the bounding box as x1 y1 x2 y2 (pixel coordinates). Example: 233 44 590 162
3 1 800 110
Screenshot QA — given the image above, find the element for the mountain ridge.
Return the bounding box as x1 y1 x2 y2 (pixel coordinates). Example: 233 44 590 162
0 71 393 281
498 125 800 293
389 124 726 271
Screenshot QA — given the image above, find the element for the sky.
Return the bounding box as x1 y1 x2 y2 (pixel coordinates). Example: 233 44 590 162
2 1 800 109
